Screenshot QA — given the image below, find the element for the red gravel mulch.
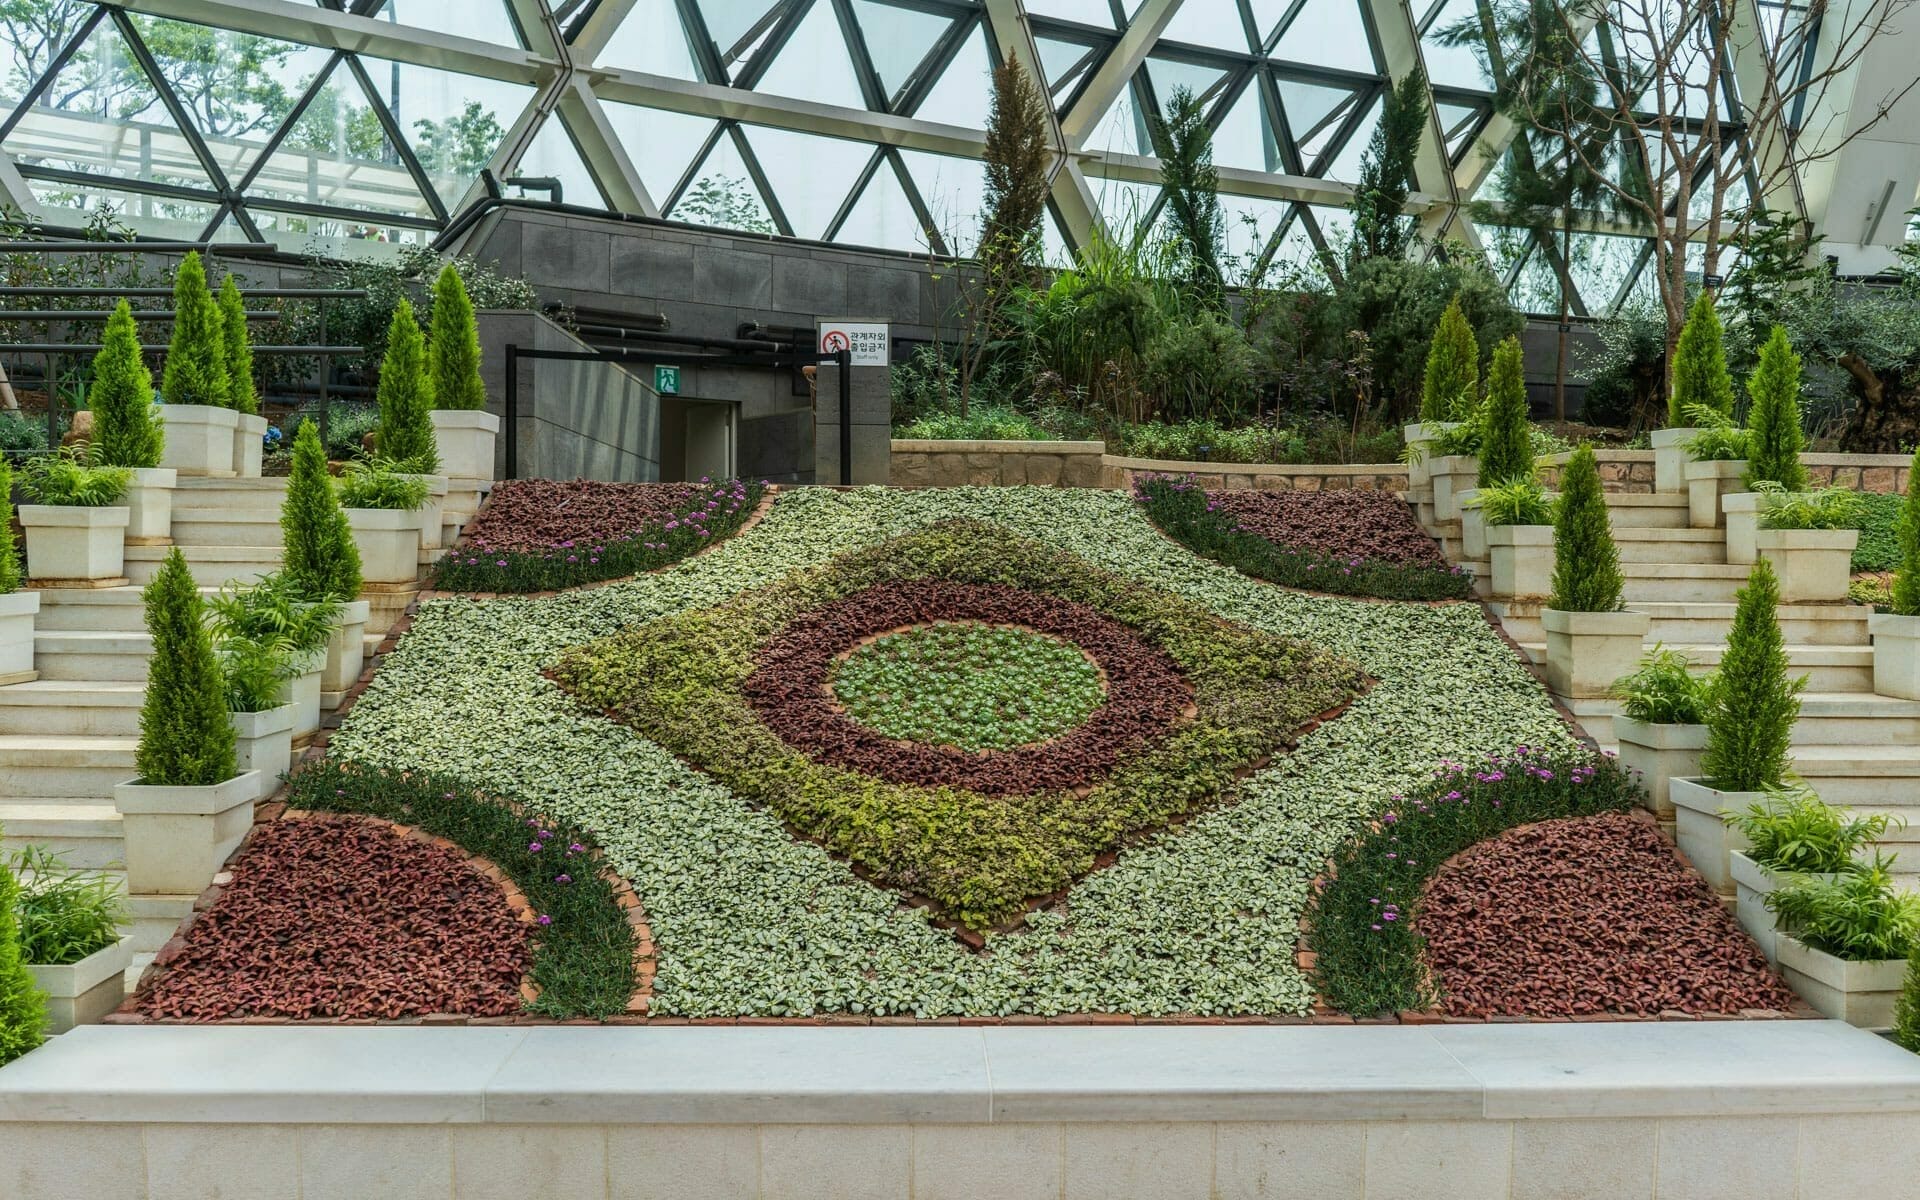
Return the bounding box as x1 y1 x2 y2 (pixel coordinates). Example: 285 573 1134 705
1209 489 1447 569
135 820 532 1021
1420 811 1799 1018
463 479 702 553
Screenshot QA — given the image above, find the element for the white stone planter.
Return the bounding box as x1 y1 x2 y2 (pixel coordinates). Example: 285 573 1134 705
19 505 130 582
231 413 268 479
156 404 238 477
1871 612 1920 701
1459 490 1487 561
121 466 177 543
275 651 324 742
1722 491 1763 565
1650 427 1692 494
26 936 132 1034
346 507 423 585
1486 523 1555 600
0 589 38 684
113 771 261 896
1429 454 1478 523
322 599 371 702
430 408 500 483
1685 459 1749 528
1755 527 1858 604
1612 716 1707 821
1670 776 1759 895
1731 852 1845 964
1541 607 1650 699
396 473 448 550
230 703 296 800
1775 934 1906 1029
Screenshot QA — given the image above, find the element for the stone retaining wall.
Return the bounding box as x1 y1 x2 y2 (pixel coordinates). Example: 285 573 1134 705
1539 449 1911 494
889 441 1408 491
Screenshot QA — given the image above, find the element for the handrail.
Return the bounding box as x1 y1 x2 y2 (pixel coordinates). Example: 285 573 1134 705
0 286 367 298
0 241 276 253
0 309 281 321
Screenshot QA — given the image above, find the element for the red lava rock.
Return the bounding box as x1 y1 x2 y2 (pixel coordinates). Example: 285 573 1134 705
462 479 702 554
1420 811 1799 1019
1209 489 1447 570
135 820 532 1022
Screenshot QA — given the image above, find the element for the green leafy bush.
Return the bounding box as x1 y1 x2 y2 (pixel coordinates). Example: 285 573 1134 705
159 251 230 408
1612 644 1714 724
135 547 237 787
1743 325 1807 490
1472 478 1553 527
1757 483 1867 531
1727 782 1897 875
1319 256 1518 420
20 451 129 506
896 406 1065 441
87 299 162 468
1420 295 1479 421
428 263 486 411
1899 448 1920 616
1548 445 1623 612
1852 491 1903 573
1700 558 1802 792
207 573 341 712
1681 403 1751 462
215 634 295 713
372 298 439 472
0 459 18 594
4 845 127 965
280 419 361 603
0 410 50 456
1668 289 1735 426
1476 336 1532 487
0 852 45 1066
217 274 258 417
1852 575 1893 610
337 460 429 511
1895 943 1920 1052
1142 309 1260 423
1767 860 1920 961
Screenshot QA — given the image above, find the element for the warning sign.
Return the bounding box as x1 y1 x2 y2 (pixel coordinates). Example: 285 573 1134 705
817 320 889 366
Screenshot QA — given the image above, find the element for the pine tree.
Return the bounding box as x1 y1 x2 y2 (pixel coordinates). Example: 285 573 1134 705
88 300 163 468
978 52 1049 293
1893 943 1920 1053
428 264 485 411
1893 446 1920 617
135 548 237 787
280 419 361 603
1742 325 1807 491
1549 444 1624 611
217 274 258 416
1701 557 1803 792
1348 68 1428 266
159 251 231 409
1421 296 1480 421
1667 289 1735 426
1149 86 1226 302
1478 336 1533 487
374 299 439 472
0 458 18 594
0 854 45 1066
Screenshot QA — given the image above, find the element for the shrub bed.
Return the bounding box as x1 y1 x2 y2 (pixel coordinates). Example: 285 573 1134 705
1136 476 1470 601
1854 491 1904 574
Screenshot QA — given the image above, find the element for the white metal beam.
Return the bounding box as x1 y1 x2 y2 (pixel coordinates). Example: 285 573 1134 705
568 0 641 66
980 0 1104 246
1059 0 1182 147
557 76 656 215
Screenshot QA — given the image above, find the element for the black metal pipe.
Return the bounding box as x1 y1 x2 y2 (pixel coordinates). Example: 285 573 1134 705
503 175 563 204
568 318 674 340
0 344 363 354
836 347 851 486
504 343 519 480
0 309 282 320
0 240 277 254
0 287 369 299
561 326 802 355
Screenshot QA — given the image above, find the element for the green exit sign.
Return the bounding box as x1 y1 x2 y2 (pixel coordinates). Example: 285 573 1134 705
654 365 680 395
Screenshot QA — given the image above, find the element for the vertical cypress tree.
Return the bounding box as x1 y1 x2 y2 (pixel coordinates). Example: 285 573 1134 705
1743 325 1807 491
1478 336 1534 487
428 264 485 411
281 419 361 603
1667 290 1735 426
978 52 1049 294
1549 444 1624 611
88 300 164 468
0 458 19 594
1420 297 1480 421
136 548 237 787
1701 557 1802 791
1893 447 1919 617
217 274 258 417
159 251 231 409
375 299 439 472
1894 945 1920 1053
0 854 45 1066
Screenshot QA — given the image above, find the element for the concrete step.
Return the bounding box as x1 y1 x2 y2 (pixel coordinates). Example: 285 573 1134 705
125 544 281 587
0 681 144 736
1638 603 1871 647
1622 562 1752 603
171 476 289 508
129 892 194 954
0 802 124 869
1793 693 1920 745
1518 642 1873 692
1795 747 1920 807
167 507 284 549
0 735 136 797
1612 528 1728 565
31 585 232 633
1602 493 1691 528
33 631 153 682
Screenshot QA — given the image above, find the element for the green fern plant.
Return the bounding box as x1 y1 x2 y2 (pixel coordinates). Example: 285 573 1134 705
1474 477 1553 526
1727 782 1898 874
1767 858 1920 961
1680 403 1750 462
1756 482 1866 531
1611 644 1714 724
20 451 130 506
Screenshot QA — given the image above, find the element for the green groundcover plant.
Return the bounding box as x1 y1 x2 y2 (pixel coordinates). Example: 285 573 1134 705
1726 782 1896 875
1308 747 1640 1016
1853 491 1904 574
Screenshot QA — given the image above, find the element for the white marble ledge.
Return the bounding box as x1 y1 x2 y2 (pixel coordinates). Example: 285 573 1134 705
2 1021 1919 1127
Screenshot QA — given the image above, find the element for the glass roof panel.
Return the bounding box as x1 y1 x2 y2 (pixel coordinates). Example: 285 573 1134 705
0 4 95 112
899 147 989 254
598 100 719 207
1209 80 1276 173
851 0 956 100
907 22 992 128
1272 0 1375 74
372 0 522 49
246 60 433 218
513 111 606 208
1026 0 1117 29
1418 0 1492 91
1566 231 1648 313
832 157 929 252
27 175 218 237
742 124 874 238
1323 90 1379 179
1143 57 1231 110
1158 0 1251 52
754 0 868 109
353 54 533 211
1081 81 1148 154
671 131 776 233
597 0 701 80
1034 35 1101 102
1275 77 1359 156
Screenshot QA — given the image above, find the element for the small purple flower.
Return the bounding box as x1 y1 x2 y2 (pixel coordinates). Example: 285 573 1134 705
555 874 572 884
536 914 552 927
568 842 585 855
529 841 543 853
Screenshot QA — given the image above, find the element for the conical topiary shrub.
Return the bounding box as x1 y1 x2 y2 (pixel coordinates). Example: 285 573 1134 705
280 418 361 603
429 263 485 411
1478 335 1532 488
218 274 258 417
1895 447 1920 618
159 251 230 409
1700 557 1802 792
88 299 163 468
1420 295 1479 422
1668 289 1734 427
1894 944 1920 1052
1549 444 1623 612
1743 325 1806 491
375 298 439 472
0 853 45 1066
0 458 20 594
136 547 237 787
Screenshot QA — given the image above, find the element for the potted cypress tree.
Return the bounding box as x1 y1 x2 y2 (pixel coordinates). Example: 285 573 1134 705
155 251 237 477
374 299 447 550
0 854 45 1067
88 299 175 542
1462 336 1532 562
280 419 368 707
1651 291 1735 495
1671 557 1804 895
1873 447 1920 700
1754 486 1862 603
426 263 499 483
113 548 258 897
1609 645 1713 827
17 452 131 582
1407 295 1477 508
0 459 37 684
1723 326 1807 562
218 273 267 478
1541 445 1648 698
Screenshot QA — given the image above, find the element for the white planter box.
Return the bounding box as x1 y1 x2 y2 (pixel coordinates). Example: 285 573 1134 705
1486 523 1555 600
1612 716 1707 820
1722 491 1763 565
231 413 268 479
1670 776 1759 895
346 507 423 585
1755 527 1858 604
396 474 448 550
1775 933 1906 1029
122 466 177 543
1871 611 1920 702
1685 458 1748 528
1429 454 1478 523
1458 490 1486 561
0 589 37 683
26 936 132 1034
113 771 261 896
156 404 238 477
430 408 500 484
322 599 371 699
275 652 324 741
231 703 296 800
1542 607 1650 699
1650 427 1692 494
19 505 130 581
1729 852 1846 964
